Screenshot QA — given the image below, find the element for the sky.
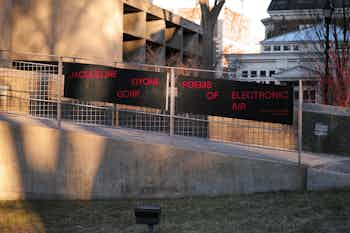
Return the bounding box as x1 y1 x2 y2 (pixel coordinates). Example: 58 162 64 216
152 0 272 51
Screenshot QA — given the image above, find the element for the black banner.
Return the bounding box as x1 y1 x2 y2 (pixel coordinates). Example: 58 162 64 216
63 62 167 109
176 76 294 124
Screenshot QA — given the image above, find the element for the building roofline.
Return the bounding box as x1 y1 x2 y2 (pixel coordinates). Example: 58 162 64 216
123 0 202 34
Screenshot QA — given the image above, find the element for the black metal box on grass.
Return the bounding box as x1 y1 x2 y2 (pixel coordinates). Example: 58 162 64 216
134 205 161 225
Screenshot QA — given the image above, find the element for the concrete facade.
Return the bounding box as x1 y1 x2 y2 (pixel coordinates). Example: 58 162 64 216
0 115 306 200
1 0 202 65
0 0 12 52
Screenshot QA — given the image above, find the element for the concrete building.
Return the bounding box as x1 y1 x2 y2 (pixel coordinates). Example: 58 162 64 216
159 5 251 54
0 0 202 66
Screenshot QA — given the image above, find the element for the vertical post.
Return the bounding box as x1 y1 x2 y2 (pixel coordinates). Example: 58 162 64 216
112 104 115 127
165 70 170 112
169 68 175 136
112 103 119 127
298 79 303 167
57 57 63 129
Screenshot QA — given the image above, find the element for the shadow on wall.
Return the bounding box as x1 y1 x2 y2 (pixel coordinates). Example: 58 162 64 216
0 114 110 231
0 115 206 231
0 113 305 231
12 0 120 57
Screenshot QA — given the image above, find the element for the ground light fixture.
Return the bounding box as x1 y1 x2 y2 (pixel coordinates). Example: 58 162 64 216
134 205 161 233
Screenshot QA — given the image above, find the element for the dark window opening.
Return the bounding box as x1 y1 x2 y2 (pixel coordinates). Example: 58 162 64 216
242 71 248 78
273 45 281 51
264 46 271 51
251 71 257 77
283 45 291 51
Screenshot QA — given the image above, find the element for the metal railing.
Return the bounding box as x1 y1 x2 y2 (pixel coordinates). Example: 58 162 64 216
0 51 301 151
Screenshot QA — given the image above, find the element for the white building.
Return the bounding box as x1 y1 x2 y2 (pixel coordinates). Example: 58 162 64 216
225 25 333 103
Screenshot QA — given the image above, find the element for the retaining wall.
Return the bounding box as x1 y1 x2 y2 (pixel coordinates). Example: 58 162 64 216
0 117 305 200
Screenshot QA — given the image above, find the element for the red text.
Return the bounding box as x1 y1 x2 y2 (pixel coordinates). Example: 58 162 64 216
116 90 140 98
206 91 219 100
131 78 159 87
68 70 117 79
232 91 289 100
181 80 213 89
232 102 247 112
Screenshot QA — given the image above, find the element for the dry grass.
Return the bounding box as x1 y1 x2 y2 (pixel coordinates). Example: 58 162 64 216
0 191 349 233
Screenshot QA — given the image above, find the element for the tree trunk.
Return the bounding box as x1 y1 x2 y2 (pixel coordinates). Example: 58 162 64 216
199 0 225 71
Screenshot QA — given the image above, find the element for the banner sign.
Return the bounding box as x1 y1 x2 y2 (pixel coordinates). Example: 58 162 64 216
176 76 294 124
63 62 167 109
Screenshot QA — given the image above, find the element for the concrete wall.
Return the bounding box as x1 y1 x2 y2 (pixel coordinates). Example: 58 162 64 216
7 0 202 65
11 0 123 61
302 104 350 156
0 117 305 200
0 0 12 51
308 168 350 191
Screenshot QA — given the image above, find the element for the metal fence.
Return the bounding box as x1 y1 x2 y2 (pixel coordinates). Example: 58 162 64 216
0 51 299 151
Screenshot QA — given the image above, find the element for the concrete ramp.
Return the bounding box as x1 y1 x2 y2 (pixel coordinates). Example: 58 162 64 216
0 114 307 200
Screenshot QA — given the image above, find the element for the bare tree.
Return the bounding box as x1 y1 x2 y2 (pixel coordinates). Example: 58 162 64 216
306 1 350 106
199 0 225 70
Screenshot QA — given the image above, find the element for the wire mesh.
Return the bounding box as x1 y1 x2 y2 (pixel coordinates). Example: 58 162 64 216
0 60 58 119
118 108 170 133
61 100 113 126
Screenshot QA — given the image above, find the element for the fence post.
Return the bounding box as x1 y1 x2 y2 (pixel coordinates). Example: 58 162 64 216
57 57 63 129
165 71 170 112
112 103 119 127
298 79 303 167
169 68 175 136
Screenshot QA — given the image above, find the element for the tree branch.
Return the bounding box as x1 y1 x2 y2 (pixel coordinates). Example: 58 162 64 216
211 0 225 19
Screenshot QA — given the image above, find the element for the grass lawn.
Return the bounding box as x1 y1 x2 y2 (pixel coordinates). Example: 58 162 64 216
0 191 349 233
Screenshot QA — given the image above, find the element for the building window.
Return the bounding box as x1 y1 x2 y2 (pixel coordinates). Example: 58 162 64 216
295 91 299 100
260 70 266 77
310 90 316 102
251 71 257 77
263 46 271 52
293 45 299 51
303 90 309 101
299 24 312 30
273 45 281 51
283 45 291 51
269 70 276 77
242 71 248 78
